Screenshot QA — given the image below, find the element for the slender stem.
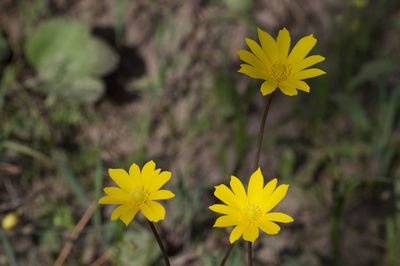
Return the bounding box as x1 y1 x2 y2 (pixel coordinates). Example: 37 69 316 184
248 242 253 266
253 90 277 171
148 221 170 266
219 91 276 266
220 244 233 266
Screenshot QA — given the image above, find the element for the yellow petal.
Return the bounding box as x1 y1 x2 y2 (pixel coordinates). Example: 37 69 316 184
292 68 326 80
230 176 247 203
149 190 175 200
98 195 128 205
278 83 298 96
237 49 269 72
104 187 129 197
150 171 172 192
245 38 271 67
276 28 290 61
209 204 239 217
263 184 289 212
141 160 156 188
257 27 278 63
288 34 317 64
264 212 294 223
259 220 280 235
288 80 310 92
292 55 325 72
260 81 277 96
263 178 277 196
129 163 142 188
243 225 259 242
247 168 264 204
111 204 133 220
238 64 268 80
213 215 238 227
229 225 245 243
214 184 240 209
120 207 139 226
108 168 134 191
140 201 165 222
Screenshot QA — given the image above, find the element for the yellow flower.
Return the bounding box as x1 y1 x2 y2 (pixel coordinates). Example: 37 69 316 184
99 161 175 225
237 27 326 96
2 212 18 230
209 168 293 243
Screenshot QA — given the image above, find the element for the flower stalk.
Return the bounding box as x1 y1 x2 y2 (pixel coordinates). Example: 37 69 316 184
248 242 253 266
148 221 170 266
253 90 277 171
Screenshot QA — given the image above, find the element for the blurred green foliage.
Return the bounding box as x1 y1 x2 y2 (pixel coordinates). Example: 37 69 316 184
0 29 10 64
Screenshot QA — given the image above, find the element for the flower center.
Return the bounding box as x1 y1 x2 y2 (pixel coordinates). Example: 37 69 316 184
268 62 291 83
245 204 262 224
130 188 146 203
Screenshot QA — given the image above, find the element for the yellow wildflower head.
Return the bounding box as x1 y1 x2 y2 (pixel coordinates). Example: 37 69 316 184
209 168 293 243
2 212 18 230
99 160 175 226
237 27 326 96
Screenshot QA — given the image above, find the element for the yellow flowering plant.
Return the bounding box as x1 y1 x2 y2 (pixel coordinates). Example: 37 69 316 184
99 160 174 265
237 27 325 96
99 160 175 225
209 168 293 243
215 27 325 265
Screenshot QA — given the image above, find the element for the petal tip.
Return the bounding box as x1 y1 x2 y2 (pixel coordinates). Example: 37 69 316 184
122 220 130 227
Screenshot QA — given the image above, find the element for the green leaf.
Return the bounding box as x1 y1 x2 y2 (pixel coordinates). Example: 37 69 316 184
38 77 105 103
25 17 118 102
25 18 89 79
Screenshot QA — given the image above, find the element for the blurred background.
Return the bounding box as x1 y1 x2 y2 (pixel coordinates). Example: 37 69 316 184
0 0 400 265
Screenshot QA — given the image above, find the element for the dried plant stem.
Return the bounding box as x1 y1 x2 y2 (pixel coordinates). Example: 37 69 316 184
54 202 97 266
220 90 276 266
89 249 112 266
148 221 170 266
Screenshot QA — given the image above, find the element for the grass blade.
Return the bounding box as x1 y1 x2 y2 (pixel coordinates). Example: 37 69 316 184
0 228 17 266
55 151 89 208
2 140 51 166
